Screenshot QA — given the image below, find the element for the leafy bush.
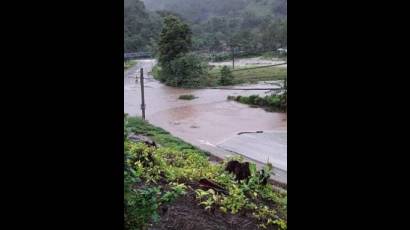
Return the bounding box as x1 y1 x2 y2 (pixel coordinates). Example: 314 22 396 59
124 185 161 230
266 95 281 107
219 66 234 86
160 183 187 203
124 149 161 230
159 53 209 88
227 93 287 112
239 96 251 104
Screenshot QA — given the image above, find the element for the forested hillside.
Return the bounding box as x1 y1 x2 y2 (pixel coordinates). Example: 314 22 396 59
125 0 286 53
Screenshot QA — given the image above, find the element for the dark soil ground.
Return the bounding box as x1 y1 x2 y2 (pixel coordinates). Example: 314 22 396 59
148 183 279 230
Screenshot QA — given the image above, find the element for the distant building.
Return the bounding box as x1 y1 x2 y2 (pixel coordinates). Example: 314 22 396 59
277 48 287 54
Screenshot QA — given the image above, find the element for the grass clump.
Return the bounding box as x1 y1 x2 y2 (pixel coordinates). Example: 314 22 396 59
178 94 197 100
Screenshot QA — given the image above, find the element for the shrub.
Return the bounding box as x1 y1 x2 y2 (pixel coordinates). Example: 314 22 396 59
266 95 281 107
124 185 161 230
248 95 259 105
178 94 197 100
219 66 234 86
227 93 287 112
159 53 208 88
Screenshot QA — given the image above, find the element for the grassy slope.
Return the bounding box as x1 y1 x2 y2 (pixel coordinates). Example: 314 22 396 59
125 116 208 154
209 66 287 84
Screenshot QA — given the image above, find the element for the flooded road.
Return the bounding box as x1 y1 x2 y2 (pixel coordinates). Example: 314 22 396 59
125 59 287 183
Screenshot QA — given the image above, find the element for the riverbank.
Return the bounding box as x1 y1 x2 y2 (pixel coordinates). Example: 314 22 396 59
227 93 287 113
125 116 287 185
125 116 217 160
125 115 287 230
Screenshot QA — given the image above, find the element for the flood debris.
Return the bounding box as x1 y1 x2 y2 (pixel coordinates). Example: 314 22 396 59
225 160 273 185
237 130 263 135
224 160 251 182
128 133 158 148
198 178 229 195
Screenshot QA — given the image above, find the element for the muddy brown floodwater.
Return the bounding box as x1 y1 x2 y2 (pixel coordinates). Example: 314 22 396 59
124 59 287 183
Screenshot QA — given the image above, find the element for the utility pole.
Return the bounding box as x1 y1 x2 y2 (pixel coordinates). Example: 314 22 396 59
232 47 235 69
284 76 287 114
140 68 146 120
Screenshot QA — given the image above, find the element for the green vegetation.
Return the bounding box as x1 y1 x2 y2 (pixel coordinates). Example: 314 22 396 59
124 116 197 230
178 94 197 100
124 0 162 52
210 66 287 85
125 116 207 152
219 66 234 86
124 60 137 70
158 15 192 65
261 52 274 60
208 51 265 62
156 16 209 88
143 0 287 52
150 64 161 78
261 51 287 61
124 115 287 229
124 152 188 230
125 0 287 88
125 0 287 53
228 92 287 112
152 63 287 87
157 53 209 88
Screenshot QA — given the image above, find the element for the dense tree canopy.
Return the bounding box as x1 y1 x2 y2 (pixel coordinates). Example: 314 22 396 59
158 16 192 65
142 0 287 52
124 0 162 52
156 16 208 88
125 0 287 53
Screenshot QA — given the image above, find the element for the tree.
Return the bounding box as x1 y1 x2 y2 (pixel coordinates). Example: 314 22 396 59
157 16 208 88
141 0 286 54
158 16 192 65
